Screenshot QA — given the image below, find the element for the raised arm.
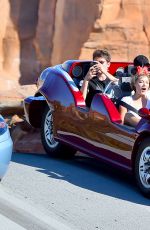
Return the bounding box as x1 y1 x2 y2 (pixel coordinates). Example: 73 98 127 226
80 65 97 100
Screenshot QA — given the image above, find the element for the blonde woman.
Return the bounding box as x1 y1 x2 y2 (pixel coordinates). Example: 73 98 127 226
119 66 150 127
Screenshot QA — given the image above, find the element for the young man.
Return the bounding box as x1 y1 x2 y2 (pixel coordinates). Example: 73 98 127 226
133 54 149 67
80 49 118 107
131 55 150 75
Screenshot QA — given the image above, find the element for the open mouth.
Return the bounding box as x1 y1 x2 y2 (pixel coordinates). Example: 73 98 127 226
141 87 147 92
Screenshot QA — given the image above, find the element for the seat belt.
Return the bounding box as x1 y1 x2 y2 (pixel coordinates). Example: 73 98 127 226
118 100 139 114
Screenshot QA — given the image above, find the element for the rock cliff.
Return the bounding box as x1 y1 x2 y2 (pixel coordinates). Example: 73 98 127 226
1 0 150 88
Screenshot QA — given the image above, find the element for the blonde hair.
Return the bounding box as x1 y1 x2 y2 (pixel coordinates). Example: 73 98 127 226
131 73 150 91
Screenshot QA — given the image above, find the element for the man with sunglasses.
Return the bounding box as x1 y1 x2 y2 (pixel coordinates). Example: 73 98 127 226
80 49 118 107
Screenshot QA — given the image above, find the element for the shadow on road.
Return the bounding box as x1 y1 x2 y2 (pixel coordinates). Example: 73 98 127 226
12 152 150 206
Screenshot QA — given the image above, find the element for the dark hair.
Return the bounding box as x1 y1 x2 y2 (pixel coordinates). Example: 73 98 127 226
93 49 111 62
133 55 149 67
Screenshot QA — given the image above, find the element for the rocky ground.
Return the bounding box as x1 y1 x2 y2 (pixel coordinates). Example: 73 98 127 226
8 114 45 154
0 84 46 154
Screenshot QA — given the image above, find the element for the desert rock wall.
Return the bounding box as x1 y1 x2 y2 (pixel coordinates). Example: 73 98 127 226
0 0 150 89
80 0 150 61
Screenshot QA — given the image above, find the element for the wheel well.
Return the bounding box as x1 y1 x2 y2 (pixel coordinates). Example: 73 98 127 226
29 101 47 128
131 132 150 171
28 93 48 128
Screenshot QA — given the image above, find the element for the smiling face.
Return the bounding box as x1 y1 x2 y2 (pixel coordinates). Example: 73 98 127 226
134 75 150 96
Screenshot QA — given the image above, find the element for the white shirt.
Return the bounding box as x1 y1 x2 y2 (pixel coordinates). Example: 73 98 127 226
146 90 150 99
121 95 150 119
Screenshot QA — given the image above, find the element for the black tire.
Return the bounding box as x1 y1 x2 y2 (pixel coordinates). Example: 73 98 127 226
41 105 76 158
134 138 150 198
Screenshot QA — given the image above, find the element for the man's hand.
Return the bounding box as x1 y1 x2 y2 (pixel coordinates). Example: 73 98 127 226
96 62 107 75
85 65 98 81
80 64 98 100
95 62 118 82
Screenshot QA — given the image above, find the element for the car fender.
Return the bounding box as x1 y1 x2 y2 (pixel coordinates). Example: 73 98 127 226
131 119 150 170
39 66 85 107
24 66 85 128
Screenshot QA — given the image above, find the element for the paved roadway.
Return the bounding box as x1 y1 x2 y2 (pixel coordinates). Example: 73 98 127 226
0 152 150 230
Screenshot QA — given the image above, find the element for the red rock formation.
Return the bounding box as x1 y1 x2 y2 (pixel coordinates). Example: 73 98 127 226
80 0 150 61
1 0 150 88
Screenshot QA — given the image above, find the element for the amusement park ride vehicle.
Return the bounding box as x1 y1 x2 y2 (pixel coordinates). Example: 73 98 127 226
24 60 150 197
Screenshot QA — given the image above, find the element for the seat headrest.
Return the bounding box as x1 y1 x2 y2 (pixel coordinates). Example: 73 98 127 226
121 82 132 92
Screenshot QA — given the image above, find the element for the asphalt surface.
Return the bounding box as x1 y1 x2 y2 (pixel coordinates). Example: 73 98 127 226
0 152 150 230
0 186 72 230
0 213 26 230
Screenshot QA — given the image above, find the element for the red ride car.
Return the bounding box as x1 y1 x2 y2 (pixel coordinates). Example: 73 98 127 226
24 60 150 197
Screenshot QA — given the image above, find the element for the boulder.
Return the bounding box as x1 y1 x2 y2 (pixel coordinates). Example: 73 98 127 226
7 114 46 154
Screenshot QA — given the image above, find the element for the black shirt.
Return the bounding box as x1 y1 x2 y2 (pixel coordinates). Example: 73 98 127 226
86 76 110 107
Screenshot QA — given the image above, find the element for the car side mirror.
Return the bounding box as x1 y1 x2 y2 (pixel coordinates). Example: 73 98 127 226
138 108 150 119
